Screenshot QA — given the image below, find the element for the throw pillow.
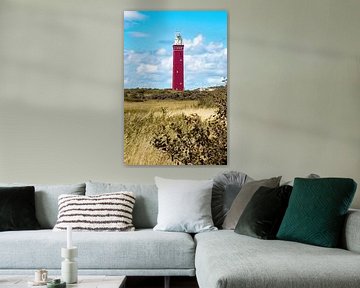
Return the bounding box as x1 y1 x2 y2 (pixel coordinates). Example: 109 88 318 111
0 186 41 231
53 192 136 231
234 185 293 239
212 171 250 228
277 178 357 248
153 177 217 233
222 176 281 230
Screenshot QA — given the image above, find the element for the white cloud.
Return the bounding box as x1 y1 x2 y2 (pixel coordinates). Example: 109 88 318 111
206 42 224 53
160 57 172 72
183 34 206 54
124 11 146 21
124 50 151 66
193 34 203 46
129 31 149 38
136 64 158 74
184 34 203 48
184 45 227 76
156 48 168 56
207 77 224 86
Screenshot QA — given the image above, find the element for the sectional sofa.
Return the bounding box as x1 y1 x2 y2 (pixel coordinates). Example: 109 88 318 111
0 179 359 288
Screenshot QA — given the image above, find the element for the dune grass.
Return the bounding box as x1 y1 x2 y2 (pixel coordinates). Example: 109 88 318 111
124 86 227 165
124 99 216 165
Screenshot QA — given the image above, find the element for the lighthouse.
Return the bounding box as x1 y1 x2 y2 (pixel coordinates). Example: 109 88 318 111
172 32 184 91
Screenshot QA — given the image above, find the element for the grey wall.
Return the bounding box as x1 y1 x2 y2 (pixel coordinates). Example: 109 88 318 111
0 0 359 207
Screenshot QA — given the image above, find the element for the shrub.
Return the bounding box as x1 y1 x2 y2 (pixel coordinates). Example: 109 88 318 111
151 88 227 165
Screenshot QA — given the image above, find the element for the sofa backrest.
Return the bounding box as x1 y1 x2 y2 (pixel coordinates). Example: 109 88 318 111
86 181 158 229
0 183 86 229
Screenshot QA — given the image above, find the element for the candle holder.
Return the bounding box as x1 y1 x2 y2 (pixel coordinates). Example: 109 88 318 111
61 247 78 284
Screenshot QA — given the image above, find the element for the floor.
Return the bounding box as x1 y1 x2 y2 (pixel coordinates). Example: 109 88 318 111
126 276 199 288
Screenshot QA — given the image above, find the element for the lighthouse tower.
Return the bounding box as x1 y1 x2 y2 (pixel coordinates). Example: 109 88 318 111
172 32 184 91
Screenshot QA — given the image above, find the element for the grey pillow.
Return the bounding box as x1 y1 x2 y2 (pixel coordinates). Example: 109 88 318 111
86 181 158 229
222 176 281 230
153 177 217 233
212 171 250 228
0 183 85 228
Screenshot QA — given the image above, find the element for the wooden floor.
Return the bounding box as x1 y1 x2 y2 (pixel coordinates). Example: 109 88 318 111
126 276 199 288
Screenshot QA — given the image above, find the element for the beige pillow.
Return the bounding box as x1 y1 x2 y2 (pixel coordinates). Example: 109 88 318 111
222 176 281 230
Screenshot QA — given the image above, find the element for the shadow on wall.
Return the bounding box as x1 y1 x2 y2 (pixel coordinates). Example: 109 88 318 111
0 98 123 181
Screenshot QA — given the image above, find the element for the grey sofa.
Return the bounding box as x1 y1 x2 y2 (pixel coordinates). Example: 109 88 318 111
0 181 195 279
1 181 360 288
195 211 360 288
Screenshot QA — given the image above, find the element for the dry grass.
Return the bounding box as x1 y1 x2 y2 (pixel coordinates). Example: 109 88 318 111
124 99 198 112
124 111 173 165
166 108 215 120
124 99 216 165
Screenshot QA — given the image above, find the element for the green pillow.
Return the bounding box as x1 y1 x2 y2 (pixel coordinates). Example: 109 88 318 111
277 178 357 247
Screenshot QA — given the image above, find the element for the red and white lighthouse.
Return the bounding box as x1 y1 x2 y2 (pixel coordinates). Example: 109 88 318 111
172 32 184 91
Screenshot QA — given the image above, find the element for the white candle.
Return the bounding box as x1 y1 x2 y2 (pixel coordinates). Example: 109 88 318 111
67 225 72 249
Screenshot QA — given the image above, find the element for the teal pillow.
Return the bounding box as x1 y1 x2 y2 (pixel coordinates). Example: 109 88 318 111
277 178 357 247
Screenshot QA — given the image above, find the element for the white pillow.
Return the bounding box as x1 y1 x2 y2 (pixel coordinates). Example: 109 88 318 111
153 177 217 233
53 192 135 232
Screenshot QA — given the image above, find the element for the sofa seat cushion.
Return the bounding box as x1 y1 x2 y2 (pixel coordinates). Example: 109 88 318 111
195 230 360 288
0 229 195 271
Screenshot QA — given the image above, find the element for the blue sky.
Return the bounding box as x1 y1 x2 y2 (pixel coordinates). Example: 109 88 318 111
124 11 227 90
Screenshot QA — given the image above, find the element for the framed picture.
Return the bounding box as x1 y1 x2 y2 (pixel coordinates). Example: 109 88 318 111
124 10 227 165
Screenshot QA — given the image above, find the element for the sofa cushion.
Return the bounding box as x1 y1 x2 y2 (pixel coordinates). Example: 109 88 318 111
153 177 216 233
0 183 86 229
277 178 357 247
234 185 292 239
195 230 360 288
212 171 249 228
0 186 40 231
342 209 360 253
0 229 195 272
222 176 281 229
86 181 158 229
53 192 136 232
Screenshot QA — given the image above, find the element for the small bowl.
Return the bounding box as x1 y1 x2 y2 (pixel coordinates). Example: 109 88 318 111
47 279 66 288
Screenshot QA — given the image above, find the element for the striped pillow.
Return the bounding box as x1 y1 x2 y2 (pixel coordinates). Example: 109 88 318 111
53 192 136 231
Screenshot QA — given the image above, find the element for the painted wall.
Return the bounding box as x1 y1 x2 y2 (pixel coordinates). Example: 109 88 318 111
0 0 359 207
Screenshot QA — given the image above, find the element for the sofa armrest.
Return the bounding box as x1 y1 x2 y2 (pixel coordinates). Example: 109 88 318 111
342 209 360 253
